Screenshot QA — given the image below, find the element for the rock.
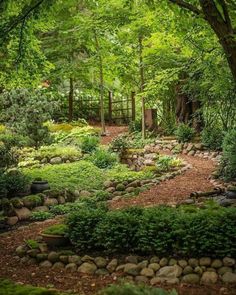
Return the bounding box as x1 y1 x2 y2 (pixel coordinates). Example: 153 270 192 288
50 157 62 164
27 249 39 258
223 257 235 267
80 191 92 198
218 267 233 275
169 258 177 266
95 257 107 268
39 260 52 268
59 255 69 264
116 184 125 191
201 271 218 285
78 262 97 274
178 260 188 268
156 265 182 278
14 207 31 221
104 180 114 188
188 258 198 268
150 277 179 285
143 159 155 166
116 264 126 272
65 263 77 272
150 256 160 263
199 257 211 266
222 272 236 284
206 267 216 272
52 262 64 270
135 276 149 283
124 263 139 276
107 259 118 273
68 255 82 265
106 187 115 193
7 216 19 226
57 196 66 204
182 274 200 284
112 196 122 201
81 255 94 262
159 258 168 267
95 269 109 276
140 267 154 277
38 243 48 253
16 245 27 257
211 259 223 269
36 253 48 262
137 260 148 269
148 263 160 272
48 252 59 263
125 187 135 193
32 206 49 212
194 266 203 275
44 198 58 206
125 255 139 264
183 266 194 275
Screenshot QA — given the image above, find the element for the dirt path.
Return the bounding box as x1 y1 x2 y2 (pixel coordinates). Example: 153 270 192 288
111 154 215 209
98 125 128 145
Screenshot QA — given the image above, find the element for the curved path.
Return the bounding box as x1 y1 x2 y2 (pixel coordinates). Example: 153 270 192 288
0 127 233 295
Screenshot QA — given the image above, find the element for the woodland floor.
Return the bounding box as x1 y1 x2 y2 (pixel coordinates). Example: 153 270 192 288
0 125 235 295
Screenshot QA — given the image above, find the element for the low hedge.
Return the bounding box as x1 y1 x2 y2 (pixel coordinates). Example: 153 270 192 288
67 206 236 258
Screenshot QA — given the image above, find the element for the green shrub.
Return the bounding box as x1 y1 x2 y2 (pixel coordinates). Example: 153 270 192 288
25 239 39 249
175 123 195 143
23 161 106 191
129 119 142 133
22 195 43 209
43 224 69 236
1 169 30 198
32 145 82 161
80 136 99 154
67 205 236 257
219 129 236 180
156 155 182 172
201 126 224 150
31 211 54 221
109 135 129 154
0 279 67 295
101 283 177 295
88 149 118 169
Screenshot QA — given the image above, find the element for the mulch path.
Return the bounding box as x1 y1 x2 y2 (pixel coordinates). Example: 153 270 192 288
1 126 235 295
110 153 216 209
98 125 128 145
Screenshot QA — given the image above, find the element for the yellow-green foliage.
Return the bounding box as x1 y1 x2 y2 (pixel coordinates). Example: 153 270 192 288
33 146 82 160
0 124 6 133
46 119 89 133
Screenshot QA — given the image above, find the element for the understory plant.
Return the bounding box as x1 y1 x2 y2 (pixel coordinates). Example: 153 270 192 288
175 123 195 143
88 148 118 169
201 126 224 150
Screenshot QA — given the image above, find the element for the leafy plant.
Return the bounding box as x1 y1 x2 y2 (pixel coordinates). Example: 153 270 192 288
25 239 39 249
43 224 69 236
31 211 54 221
88 149 118 169
156 155 182 172
175 123 195 143
109 135 129 154
201 126 224 150
80 136 99 154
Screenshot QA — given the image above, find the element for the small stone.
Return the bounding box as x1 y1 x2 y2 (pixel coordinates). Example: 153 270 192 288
116 183 125 191
159 258 168 267
57 196 66 204
150 277 179 285
104 180 114 188
50 157 62 164
59 255 69 264
182 274 200 284
27 249 39 258
78 262 97 274
135 276 149 283
188 258 199 268
95 269 109 276
7 216 19 226
148 263 160 272
16 245 27 257
106 187 115 193
48 252 59 263
178 260 188 268
218 267 233 275
207 267 216 272
44 198 58 206
65 263 77 272
14 207 31 221
222 272 236 284
199 257 211 266
68 255 82 265
95 257 107 268
140 267 154 277
107 259 118 273
211 259 223 269
169 258 177 266
36 253 48 262
150 256 160 263
125 255 138 264
52 262 64 270
39 260 52 268
81 255 94 262
125 187 135 193
32 206 49 212
183 266 194 275
116 264 126 272
156 265 182 278
124 263 139 276
137 260 148 269
38 243 48 253
223 257 235 267
201 271 218 285
80 191 92 198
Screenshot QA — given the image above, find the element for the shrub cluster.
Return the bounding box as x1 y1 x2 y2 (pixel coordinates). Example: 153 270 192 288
175 123 195 143
67 206 236 257
88 149 118 169
201 126 224 150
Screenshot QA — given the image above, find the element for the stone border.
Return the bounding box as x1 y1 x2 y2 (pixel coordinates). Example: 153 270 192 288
16 241 236 286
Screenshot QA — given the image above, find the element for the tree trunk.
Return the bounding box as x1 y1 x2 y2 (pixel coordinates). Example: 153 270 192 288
139 35 146 139
68 77 74 122
199 0 236 81
94 31 106 135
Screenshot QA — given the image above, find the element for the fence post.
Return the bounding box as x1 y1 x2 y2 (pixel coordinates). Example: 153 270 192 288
108 91 113 124
131 91 136 122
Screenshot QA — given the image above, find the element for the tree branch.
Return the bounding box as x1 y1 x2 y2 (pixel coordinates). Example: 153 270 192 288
218 0 234 33
169 0 202 15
